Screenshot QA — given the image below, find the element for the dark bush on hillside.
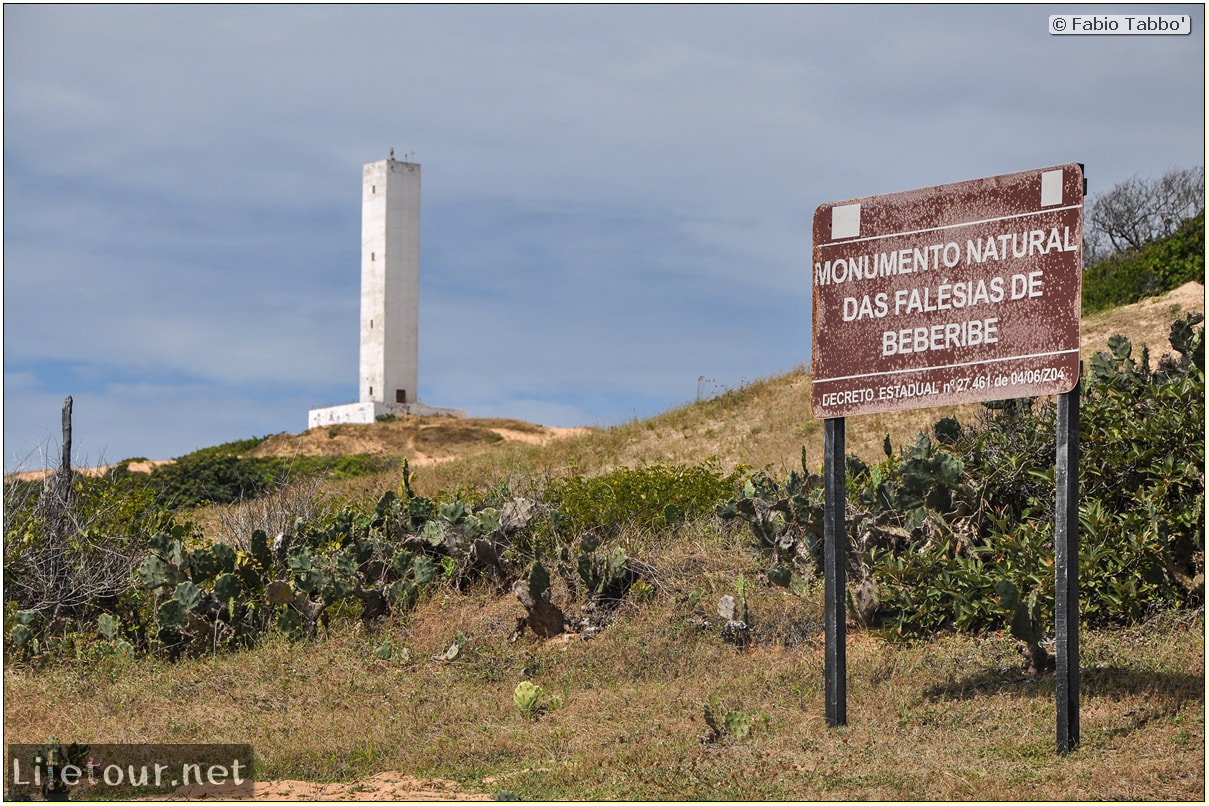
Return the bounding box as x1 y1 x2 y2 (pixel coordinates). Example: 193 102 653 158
140 436 398 510
1082 210 1204 314
150 455 285 509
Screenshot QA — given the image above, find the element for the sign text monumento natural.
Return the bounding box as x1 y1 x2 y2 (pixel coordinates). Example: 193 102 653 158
811 164 1084 418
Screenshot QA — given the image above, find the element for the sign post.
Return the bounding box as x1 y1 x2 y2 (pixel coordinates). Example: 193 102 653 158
1055 377 1081 754
823 417 847 726
810 164 1084 751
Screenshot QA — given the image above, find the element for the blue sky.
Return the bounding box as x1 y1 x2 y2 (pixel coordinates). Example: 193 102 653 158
3 4 1205 469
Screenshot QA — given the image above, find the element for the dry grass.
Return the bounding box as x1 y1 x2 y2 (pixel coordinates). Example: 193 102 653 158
245 416 556 462
3 520 1202 800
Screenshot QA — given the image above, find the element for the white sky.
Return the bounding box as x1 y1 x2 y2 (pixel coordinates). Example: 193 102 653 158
3 4 1205 467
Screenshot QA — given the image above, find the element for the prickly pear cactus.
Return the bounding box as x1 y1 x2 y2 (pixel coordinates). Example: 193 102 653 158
702 698 751 742
575 540 637 604
213 573 242 604
173 581 202 611
995 579 1051 676
513 562 565 638
717 452 823 581
513 681 544 718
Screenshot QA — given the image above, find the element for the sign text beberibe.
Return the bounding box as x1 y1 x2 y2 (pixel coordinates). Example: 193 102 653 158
811 165 1083 418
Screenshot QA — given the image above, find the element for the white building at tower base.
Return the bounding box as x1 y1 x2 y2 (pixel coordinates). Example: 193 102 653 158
308 399 465 429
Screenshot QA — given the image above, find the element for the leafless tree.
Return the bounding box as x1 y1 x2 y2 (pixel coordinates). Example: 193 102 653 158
1085 166 1205 265
3 397 143 622
214 472 328 551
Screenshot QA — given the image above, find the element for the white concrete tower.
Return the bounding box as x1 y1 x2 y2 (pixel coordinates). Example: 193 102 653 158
360 157 420 408
307 154 464 429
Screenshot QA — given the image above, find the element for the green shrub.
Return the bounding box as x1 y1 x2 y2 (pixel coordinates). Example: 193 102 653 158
725 316 1205 642
151 454 277 508
145 442 396 510
3 469 181 663
1083 210 1204 314
546 461 743 537
887 315 1204 635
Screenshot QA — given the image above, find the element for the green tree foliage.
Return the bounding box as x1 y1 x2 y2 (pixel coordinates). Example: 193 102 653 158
150 454 277 509
1083 209 1204 313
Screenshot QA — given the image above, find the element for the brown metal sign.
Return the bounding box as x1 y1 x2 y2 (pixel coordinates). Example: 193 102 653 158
811 164 1084 419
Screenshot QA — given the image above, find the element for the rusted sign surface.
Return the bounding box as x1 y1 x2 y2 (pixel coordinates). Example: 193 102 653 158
811 164 1084 419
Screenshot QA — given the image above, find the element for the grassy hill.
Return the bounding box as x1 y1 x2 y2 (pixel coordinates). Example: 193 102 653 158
251 280 1204 507
3 276 1204 799
14 281 1198 500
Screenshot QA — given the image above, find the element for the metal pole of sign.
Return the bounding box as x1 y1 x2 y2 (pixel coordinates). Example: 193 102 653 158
1055 370 1081 754
824 417 847 726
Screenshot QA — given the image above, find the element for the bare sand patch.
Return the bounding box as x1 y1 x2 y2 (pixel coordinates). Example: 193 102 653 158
164 771 492 801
